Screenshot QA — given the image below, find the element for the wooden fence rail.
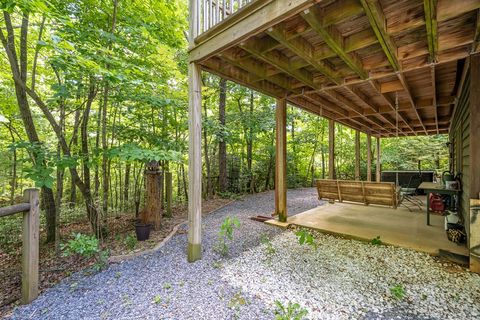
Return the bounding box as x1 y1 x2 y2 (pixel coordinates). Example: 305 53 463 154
0 188 39 304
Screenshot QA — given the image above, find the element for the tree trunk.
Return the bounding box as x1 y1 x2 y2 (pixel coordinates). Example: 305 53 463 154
80 79 102 235
218 78 228 193
0 12 57 242
6 123 17 205
203 102 212 198
124 162 131 209
247 91 254 193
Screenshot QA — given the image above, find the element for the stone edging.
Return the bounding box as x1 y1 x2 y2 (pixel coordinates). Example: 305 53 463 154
108 199 236 263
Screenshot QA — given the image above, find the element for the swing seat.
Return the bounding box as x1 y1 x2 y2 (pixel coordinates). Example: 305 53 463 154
316 179 397 208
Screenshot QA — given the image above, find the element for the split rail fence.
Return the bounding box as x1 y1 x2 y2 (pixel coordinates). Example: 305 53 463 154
0 188 40 304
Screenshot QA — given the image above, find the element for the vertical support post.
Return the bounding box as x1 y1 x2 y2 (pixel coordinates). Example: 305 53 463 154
328 119 335 179
355 131 360 181
275 98 287 222
188 0 202 262
22 188 39 304
366 133 372 182
376 137 381 182
187 62 202 262
165 171 173 218
470 53 480 273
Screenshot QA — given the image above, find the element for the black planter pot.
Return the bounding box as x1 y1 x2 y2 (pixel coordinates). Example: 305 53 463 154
134 223 151 241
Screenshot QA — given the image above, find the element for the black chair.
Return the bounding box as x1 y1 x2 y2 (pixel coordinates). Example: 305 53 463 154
398 174 423 211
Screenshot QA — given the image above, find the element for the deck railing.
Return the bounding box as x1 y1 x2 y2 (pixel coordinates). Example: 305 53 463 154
194 0 255 36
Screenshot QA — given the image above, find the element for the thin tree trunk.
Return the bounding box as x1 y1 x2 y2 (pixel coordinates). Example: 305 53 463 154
6 123 17 205
218 78 228 193
203 102 212 198
0 12 57 242
247 91 254 193
124 162 130 209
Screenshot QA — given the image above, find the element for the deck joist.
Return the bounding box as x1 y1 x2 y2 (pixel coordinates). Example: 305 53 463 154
190 0 480 137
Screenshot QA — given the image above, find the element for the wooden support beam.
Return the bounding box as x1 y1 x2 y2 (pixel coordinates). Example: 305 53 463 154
369 80 416 135
302 7 368 79
240 40 318 89
22 189 39 304
321 90 385 135
431 65 439 134
355 131 360 181
366 133 372 182
471 53 480 200
473 9 480 53
360 0 401 71
423 0 439 63
266 24 341 84
344 86 408 136
328 119 335 179
187 62 202 262
375 137 381 183
471 54 480 273
220 50 295 92
360 1 424 135
380 80 404 93
190 0 315 62
275 98 287 222
397 73 428 135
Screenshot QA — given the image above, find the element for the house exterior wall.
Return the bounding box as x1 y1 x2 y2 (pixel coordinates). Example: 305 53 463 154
449 72 471 243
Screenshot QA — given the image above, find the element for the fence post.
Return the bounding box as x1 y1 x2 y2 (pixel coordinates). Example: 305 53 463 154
22 188 39 304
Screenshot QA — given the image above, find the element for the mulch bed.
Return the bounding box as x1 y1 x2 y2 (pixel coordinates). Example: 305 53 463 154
0 197 233 318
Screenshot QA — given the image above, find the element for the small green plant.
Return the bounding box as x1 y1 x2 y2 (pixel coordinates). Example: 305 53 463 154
152 295 162 304
261 234 276 255
390 284 406 300
124 234 137 251
229 292 247 320
370 236 382 245
93 249 110 271
61 233 99 258
215 216 240 256
273 301 308 320
61 233 109 271
163 282 172 290
295 229 317 249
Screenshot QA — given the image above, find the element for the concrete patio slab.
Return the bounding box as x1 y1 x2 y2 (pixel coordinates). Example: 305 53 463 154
282 201 468 257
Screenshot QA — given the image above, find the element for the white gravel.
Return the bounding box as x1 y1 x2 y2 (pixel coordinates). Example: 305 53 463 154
9 188 480 320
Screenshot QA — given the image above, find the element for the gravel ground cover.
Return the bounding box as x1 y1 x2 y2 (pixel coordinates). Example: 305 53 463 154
9 188 480 320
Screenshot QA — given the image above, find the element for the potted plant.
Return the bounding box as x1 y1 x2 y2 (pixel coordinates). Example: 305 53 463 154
134 221 151 241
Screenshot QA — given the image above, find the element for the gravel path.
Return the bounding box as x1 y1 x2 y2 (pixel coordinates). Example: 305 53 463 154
9 188 480 320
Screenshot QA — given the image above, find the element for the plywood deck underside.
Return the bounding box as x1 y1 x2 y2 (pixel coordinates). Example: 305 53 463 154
192 0 480 137
268 200 469 256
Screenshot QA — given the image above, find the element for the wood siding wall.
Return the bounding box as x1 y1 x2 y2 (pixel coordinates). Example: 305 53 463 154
450 72 470 239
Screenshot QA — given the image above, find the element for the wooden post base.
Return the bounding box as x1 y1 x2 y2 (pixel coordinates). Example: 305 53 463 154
187 243 202 262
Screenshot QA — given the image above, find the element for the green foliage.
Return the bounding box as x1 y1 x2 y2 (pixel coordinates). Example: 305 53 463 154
370 236 382 245
215 216 240 256
62 233 100 258
152 295 162 304
390 284 407 300
108 143 183 163
124 234 137 251
295 229 317 249
273 301 308 320
61 233 109 271
261 234 276 255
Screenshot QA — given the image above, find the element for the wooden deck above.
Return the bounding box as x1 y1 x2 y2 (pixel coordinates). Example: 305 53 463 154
190 0 480 137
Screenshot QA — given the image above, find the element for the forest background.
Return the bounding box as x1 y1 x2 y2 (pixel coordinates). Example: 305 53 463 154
0 0 448 255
